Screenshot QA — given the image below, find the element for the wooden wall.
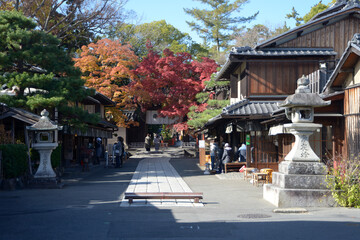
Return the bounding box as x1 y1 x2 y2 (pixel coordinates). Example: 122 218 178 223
280 16 360 59
344 86 360 157
248 60 319 95
249 131 281 171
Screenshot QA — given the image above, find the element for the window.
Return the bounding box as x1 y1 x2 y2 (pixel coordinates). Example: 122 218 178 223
84 105 95 114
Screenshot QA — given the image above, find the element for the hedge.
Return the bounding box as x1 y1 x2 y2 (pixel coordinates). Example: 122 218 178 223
0 144 28 179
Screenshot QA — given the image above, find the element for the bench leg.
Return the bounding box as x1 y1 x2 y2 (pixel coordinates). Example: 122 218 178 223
128 198 133 204
194 198 199 203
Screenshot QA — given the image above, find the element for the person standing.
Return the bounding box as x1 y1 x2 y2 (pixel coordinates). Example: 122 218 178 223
239 143 247 162
217 142 224 173
113 136 124 168
145 133 151 152
154 134 161 151
210 142 218 171
94 137 102 165
220 143 232 173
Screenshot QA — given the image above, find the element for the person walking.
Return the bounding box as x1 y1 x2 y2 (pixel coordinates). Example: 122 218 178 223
220 143 232 173
113 136 124 168
145 133 151 152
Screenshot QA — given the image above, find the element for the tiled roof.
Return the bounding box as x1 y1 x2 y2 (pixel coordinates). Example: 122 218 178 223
99 120 117 129
257 3 360 49
223 99 281 116
230 47 337 57
206 100 281 127
312 1 360 21
0 104 41 125
322 33 360 92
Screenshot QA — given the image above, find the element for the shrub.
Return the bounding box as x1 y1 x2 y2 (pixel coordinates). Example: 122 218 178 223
160 125 172 142
326 156 360 208
0 144 28 179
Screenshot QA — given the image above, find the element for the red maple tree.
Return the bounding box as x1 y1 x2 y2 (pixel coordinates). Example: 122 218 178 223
125 44 218 129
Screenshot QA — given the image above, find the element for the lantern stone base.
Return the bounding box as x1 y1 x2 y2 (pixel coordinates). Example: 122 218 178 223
263 161 335 207
263 184 335 207
28 177 64 189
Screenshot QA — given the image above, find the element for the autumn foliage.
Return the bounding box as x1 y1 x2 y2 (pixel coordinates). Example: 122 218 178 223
125 44 218 129
74 39 138 127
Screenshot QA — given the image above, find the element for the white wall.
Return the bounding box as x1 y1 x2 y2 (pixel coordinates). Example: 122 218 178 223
230 63 246 105
108 127 126 145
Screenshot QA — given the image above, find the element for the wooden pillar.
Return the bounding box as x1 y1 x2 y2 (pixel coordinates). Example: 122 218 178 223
0 150 2 180
11 118 15 144
24 125 32 175
246 133 251 167
199 133 206 166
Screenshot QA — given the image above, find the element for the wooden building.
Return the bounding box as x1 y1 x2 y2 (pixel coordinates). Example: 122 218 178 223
207 1 360 170
323 33 360 159
0 103 42 144
62 91 117 167
0 90 117 168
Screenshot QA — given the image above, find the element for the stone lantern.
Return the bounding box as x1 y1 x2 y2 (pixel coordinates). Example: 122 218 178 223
263 76 335 207
27 109 62 182
281 75 330 162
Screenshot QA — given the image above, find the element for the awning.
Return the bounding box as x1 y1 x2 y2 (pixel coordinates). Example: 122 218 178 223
268 125 289 135
0 105 40 125
63 125 113 138
205 100 281 128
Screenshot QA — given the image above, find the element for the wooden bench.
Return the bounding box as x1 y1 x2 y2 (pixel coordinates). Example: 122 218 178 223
224 162 247 173
124 192 203 204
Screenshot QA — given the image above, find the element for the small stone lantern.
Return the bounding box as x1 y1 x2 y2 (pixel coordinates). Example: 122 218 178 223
27 109 62 179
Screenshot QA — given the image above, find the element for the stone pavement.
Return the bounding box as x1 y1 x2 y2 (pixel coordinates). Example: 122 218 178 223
1 147 360 240
120 157 203 207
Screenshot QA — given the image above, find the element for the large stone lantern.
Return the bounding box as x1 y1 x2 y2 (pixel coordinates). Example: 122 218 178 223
281 76 330 162
27 109 62 181
263 76 335 207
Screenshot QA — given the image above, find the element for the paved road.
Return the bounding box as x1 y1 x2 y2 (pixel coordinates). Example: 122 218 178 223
120 156 203 207
1 147 360 240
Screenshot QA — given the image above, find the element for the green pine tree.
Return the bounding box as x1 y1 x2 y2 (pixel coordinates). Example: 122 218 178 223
187 74 230 129
0 11 98 129
184 0 258 53
286 1 336 26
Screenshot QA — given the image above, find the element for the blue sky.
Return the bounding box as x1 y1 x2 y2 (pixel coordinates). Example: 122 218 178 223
125 0 333 43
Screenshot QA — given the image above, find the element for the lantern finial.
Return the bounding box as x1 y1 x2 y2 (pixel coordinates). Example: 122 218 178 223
295 75 311 93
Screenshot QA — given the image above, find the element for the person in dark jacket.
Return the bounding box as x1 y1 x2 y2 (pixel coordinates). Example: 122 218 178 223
219 143 232 173
145 133 151 152
94 137 103 165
